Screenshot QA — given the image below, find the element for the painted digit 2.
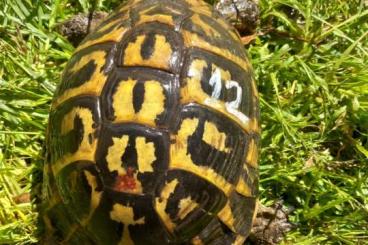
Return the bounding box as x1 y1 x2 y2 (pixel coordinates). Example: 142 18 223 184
205 68 249 124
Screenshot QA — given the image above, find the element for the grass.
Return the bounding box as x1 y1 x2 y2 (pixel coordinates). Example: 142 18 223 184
0 0 367 244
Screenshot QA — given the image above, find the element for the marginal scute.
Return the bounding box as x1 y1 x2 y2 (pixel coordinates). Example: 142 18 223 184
155 170 228 242
192 236 204 245
135 5 176 26
97 17 127 34
238 162 259 198
191 14 221 38
225 192 257 237
246 138 259 168
154 178 179 232
76 25 128 53
218 201 236 232
215 17 241 42
82 170 103 224
232 235 246 245
235 176 252 197
182 30 250 71
185 0 212 12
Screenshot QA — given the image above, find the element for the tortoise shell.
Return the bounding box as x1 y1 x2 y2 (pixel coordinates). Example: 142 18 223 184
41 0 260 244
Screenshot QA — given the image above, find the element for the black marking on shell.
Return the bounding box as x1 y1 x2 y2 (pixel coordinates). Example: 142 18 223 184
132 81 145 113
140 33 156 59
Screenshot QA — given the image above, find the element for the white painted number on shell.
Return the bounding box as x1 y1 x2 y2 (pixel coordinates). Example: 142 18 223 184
206 68 249 124
225 80 249 123
208 68 222 100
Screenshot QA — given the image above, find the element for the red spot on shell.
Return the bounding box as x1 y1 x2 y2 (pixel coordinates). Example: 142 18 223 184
114 167 136 191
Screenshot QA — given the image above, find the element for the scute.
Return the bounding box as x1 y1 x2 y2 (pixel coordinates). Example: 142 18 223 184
42 0 259 244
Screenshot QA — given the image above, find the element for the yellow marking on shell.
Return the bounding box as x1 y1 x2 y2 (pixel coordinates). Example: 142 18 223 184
53 108 97 174
41 184 63 211
137 14 174 26
76 26 127 52
246 138 258 168
139 80 165 125
170 118 233 195
235 176 252 197
136 7 174 26
216 18 241 41
155 179 179 233
218 201 236 232
232 235 246 245
106 135 143 194
110 204 145 245
106 136 129 175
117 0 141 12
192 236 204 245
60 107 92 135
185 0 202 6
191 14 221 38
252 200 259 224
190 6 213 18
178 197 199 220
213 64 232 81
136 137 156 172
62 225 80 244
186 58 208 79
81 171 102 225
42 215 54 233
96 17 124 33
52 51 108 108
203 121 231 153
84 171 101 211
113 79 165 126
182 30 250 71
186 0 212 14
166 6 183 15
250 118 259 133
251 77 259 98
123 34 173 71
60 107 93 135
93 12 130 36
112 78 136 122
239 161 258 196
181 59 251 132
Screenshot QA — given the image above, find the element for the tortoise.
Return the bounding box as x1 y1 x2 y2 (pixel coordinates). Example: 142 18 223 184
41 0 260 244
